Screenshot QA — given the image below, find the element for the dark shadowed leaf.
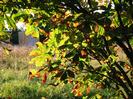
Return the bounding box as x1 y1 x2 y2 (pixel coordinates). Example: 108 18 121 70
78 61 84 70
48 66 59 72
55 70 63 77
58 45 67 49
52 60 61 65
73 53 79 62
58 44 73 49
63 80 68 84
67 70 75 78
65 50 74 58
118 61 125 67
60 71 67 81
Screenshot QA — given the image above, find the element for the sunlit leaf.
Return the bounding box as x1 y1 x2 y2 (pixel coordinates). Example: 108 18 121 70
4 14 16 30
98 25 105 36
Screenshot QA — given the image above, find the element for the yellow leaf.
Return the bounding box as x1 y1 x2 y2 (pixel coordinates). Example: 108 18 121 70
29 51 38 56
29 69 37 75
36 42 43 48
5 49 10 55
105 35 111 41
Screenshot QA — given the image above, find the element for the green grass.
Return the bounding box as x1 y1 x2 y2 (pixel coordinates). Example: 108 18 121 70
0 69 74 99
0 46 74 99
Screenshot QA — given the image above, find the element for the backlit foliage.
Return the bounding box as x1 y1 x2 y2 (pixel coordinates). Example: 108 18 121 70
1 0 133 98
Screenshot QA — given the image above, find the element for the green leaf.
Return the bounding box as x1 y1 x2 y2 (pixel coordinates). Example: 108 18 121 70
0 24 4 31
25 24 34 35
41 10 50 18
114 0 119 4
0 17 4 31
34 56 45 67
98 25 105 36
35 42 43 48
0 31 10 41
108 55 117 64
4 14 16 30
32 29 39 38
25 24 39 38
73 13 82 20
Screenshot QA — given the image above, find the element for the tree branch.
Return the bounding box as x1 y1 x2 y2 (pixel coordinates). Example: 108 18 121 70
64 0 90 15
115 62 133 91
113 37 133 66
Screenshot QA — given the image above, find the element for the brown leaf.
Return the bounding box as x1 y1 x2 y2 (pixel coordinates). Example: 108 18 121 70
86 86 91 94
42 73 47 84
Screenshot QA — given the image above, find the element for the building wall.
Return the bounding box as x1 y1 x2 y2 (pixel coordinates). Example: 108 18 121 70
12 22 38 46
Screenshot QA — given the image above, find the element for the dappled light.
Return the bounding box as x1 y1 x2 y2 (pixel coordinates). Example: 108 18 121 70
0 0 133 99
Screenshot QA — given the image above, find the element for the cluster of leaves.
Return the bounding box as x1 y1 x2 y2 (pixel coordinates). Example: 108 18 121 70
0 12 10 41
1 0 133 98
